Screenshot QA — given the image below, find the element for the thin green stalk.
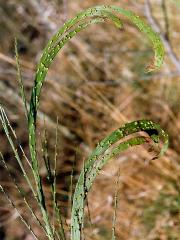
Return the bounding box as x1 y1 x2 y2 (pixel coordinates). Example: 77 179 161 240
2 106 31 167
0 152 46 235
0 185 38 240
69 152 76 216
0 106 36 198
15 38 28 119
53 118 66 240
41 119 66 240
112 169 120 240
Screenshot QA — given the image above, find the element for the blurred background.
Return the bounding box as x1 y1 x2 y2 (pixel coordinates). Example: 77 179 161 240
0 0 179 239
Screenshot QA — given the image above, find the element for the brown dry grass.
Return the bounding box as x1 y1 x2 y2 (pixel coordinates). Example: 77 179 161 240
0 0 179 239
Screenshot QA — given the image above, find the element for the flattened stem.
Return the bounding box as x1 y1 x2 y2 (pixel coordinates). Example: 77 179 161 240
71 120 168 239
28 5 164 131
26 4 167 240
